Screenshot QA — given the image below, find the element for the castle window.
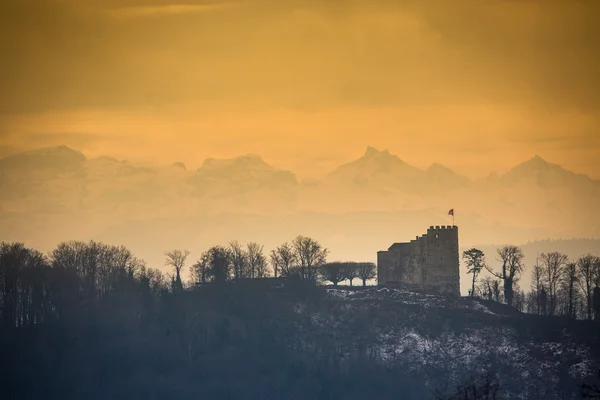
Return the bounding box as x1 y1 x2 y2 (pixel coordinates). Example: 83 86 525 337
435 234 439 239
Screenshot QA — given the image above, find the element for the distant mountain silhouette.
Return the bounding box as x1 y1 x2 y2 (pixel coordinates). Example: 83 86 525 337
497 154 599 190
189 154 298 194
0 145 86 175
1 145 599 272
319 146 469 194
324 146 422 188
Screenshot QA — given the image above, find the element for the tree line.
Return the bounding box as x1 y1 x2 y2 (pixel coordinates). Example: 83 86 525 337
0 235 378 329
0 236 434 399
463 245 600 320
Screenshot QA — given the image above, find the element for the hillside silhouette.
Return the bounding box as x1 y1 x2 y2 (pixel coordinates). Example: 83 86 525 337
2 145 600 287
1 238 599 399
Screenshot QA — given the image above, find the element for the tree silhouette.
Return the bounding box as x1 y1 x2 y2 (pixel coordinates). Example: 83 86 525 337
0 242 30 328
540 252 568 316
165 249 190 291
463 248 485 298
343 262 359 286
247 242 269 278
319 262 346 286
292 235 328 280
191 251 212 284
561 261 579 318
270 242 296 278
356 262 376 287
540 286 548 315
531 263 545 315
479 276 494 300
578 255 598 320
207 246 231 283
487 246 524 307
229 240 248 279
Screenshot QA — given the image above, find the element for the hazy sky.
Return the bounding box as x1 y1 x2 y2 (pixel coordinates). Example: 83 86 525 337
1 0 599 179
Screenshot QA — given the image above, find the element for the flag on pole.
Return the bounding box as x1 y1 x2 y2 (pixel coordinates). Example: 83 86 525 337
448 209 454 216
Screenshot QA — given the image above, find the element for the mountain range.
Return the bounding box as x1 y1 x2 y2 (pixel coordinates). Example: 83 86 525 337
1 145 599 292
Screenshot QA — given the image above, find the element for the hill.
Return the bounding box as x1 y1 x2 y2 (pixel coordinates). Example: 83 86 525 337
316 287 599 398
3 280 598 399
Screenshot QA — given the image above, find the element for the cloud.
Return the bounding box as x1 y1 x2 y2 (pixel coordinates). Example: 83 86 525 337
0 0 598 114
408 0 600 112
106 2 236 19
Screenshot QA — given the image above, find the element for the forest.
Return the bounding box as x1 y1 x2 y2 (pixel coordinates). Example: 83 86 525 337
1 237 600 399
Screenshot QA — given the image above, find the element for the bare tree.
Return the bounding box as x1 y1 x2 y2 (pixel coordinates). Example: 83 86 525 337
81 241 102 301
19 249 50 326
247 242 269 278
95 244 144 298
540 286 548 315
207 246 231 283
0 242 29 328
594 287 600 321
513 288 525 312
479 276 495 301
229 241 248 279
165 249 190 291
561 261 579 318
0 243 54 328
191 251 212 284
463 248 485 298
357 262 376 287
343 262 359 286
540 252 568 316
269 242 296 278
292 235 328 280
530 262 545 315
137 264 166 293
319 262 346 286
578 255 598 320
486 245 524 307
492 279 502 303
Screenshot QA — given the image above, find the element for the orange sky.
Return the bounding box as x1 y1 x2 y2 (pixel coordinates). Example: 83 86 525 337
1 0 599 180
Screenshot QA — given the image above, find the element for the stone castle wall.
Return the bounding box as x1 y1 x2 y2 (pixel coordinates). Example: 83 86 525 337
377 226 460 296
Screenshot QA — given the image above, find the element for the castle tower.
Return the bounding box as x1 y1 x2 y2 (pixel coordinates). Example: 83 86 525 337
422 225 460 296
377 225 460 296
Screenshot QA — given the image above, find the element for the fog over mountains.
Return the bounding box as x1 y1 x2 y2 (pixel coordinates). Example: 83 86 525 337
1 145 599 292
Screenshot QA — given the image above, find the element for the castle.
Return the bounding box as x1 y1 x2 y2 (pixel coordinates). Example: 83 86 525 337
377 226 460 296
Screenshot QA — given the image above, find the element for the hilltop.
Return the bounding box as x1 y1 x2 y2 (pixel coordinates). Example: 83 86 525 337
3 278 598 399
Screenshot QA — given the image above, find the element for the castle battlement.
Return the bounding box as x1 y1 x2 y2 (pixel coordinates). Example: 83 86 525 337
428 225 456 231
377 226 460 296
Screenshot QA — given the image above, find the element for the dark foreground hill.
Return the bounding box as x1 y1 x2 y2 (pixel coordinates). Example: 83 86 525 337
320 288 600 398
1 283 599 399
